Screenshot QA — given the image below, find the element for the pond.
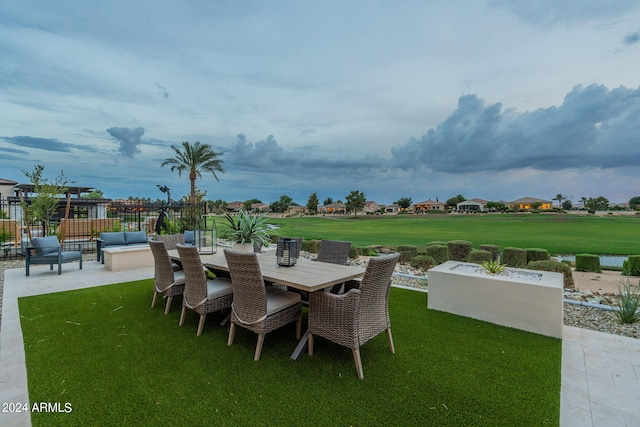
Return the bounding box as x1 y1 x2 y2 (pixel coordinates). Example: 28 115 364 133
554 255 628 268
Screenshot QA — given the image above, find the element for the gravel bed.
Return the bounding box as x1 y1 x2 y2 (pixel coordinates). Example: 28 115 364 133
1 256 638 340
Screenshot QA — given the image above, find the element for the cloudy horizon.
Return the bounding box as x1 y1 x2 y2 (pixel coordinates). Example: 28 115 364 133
1 0 639 206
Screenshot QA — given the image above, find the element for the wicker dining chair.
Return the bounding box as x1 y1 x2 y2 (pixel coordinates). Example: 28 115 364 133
176 244 233 336
308 252 400 379
224 249 302 361
154 234 186 270
149 241 186 314
317 239 351 294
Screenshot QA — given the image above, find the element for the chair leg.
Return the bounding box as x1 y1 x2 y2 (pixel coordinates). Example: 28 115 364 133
254 333 265 361
295 318 302 340
228 323 236 345
196 314 206 336
151 291 158 308
386 328 395 353
179 306 187 326
308 333 314 355
352 348 364 379
57 262 62 275
164 296 173 314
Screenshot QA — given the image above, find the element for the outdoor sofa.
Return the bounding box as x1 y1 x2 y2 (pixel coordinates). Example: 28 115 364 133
97 231 149 263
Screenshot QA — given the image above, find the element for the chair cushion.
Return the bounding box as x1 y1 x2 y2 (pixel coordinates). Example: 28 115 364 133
265 287 301 315
206 277 233 300
184 230 194 245
100 232 125 246
125 231 147 245
31 236 61 255
174 270 186 285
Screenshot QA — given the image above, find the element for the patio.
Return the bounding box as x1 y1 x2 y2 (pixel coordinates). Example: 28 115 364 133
1 262 639 426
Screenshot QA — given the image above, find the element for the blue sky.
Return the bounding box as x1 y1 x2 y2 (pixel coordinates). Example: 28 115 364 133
1 0 639 205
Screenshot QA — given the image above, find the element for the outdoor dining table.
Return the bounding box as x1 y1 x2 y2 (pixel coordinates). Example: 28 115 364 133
167 249 366 359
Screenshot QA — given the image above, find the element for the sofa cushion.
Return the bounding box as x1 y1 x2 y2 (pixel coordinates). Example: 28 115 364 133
100 232 126 247
125 231 148 245
31 236 61 255
184 230 194 245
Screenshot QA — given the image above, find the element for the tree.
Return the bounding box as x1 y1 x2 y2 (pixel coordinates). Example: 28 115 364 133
562 199 573 211
270 195 294 213
323 197 334 206
446 194 466 208
584 196 609 213
22 165 70 237
161 141 224 202
394 197 412 210
345 190 366 216
82 189 104 199
553 193 565 209
629 196 640 210
307 193 319 215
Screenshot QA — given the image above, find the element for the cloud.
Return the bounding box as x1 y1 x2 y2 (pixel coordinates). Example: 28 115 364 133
1 135 72 152
623 32 640 45
106 127 145 158
156 84 170 98
490 0 640 27
390 84 640 173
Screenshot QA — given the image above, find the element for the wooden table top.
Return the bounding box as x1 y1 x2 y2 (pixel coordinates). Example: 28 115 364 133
168 249 365 293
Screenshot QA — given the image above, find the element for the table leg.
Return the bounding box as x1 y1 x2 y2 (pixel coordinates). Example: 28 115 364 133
290 328 310 360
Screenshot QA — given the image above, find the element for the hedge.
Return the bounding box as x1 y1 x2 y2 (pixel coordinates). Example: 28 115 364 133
479 244 499 261
426 241 447 247
527 260 575 288
525 248 550 263
502 247 527 268
467 249 493 264
410 255 435 270
301 239 321 253
447 240 473 262
397 245 418 263
624 255 640 276
425 244 449 265
575 253 601 273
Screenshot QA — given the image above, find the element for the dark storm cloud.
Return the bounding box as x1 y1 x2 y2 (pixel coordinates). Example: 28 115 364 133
106 127 144 158
390 84 640 173
0 135 94 153
226 134 381 172
623 32 640 45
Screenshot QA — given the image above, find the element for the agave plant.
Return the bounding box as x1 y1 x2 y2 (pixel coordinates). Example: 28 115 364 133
481 260 507 274
614 279 640 324
222 210 271 248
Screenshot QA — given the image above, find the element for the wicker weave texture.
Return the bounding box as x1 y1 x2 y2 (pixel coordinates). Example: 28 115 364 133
149 241 184 297
224 250 301 335
316 240 351 265
154 234 185 250
309 252 400 349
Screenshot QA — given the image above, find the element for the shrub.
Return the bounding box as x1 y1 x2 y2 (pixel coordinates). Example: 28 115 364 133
527 260 575 288
575 253 601 273
525 248 550 263
301 239 321 253
625 255 640 276
397 245 418 263
615 279 640 324
349 246 358 259
426 241 447 247
425 244 449 265
467 249 493 264
479 244 499 261
502 247 527 268
447 240 473 261
410 255 435 270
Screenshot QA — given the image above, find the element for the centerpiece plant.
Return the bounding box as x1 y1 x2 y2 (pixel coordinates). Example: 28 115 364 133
222 209 271 252
481 259 507 274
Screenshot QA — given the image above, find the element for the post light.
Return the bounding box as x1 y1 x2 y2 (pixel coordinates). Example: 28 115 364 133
156 185 171 204
276 238 298 267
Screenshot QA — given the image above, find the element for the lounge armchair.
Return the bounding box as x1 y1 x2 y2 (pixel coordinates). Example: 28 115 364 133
308 252 400 379
149 241 185 314
176 244 233 336
224 249 302 361
25 236 83 276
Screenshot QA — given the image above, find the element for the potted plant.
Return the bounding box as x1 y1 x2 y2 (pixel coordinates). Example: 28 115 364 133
222 210 271 253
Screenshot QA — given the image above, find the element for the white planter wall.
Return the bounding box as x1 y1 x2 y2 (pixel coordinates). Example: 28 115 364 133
428 261 564 338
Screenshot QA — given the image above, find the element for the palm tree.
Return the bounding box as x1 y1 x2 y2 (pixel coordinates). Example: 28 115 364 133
553 193 564 209
161 141 225 202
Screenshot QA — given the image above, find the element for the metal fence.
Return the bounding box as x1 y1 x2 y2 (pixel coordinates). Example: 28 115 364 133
0 197 207 260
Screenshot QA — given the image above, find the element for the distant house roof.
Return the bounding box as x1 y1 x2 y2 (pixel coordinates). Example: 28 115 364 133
470 198 488 204
15 184 95 197
0 178 18 185
508 197 552 204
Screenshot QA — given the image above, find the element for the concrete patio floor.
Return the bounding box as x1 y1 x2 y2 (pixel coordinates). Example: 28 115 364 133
1 261 639 426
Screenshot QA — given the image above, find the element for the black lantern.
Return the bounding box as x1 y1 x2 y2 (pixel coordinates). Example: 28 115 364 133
276 238 297 266
195 215 217 254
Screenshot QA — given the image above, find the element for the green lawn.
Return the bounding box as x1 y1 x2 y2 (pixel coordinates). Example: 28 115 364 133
20 280 561 426
249 213 639 255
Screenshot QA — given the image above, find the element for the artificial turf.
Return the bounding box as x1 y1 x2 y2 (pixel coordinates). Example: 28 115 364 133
19 279 561 426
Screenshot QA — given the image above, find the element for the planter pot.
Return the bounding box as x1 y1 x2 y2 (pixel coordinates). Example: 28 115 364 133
428 261 563 338
232 242 254 253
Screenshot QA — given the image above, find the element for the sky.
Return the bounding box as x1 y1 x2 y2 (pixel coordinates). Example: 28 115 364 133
1 0 639 206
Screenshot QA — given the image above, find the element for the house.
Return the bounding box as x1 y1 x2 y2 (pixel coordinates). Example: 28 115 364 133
385 204 400 214
413 199 447 212
225 201 244 212
363 201 381 214
457 198 488 213
287 205 306 215
508 197 553 211
318 203 346 214
251 203 270 212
